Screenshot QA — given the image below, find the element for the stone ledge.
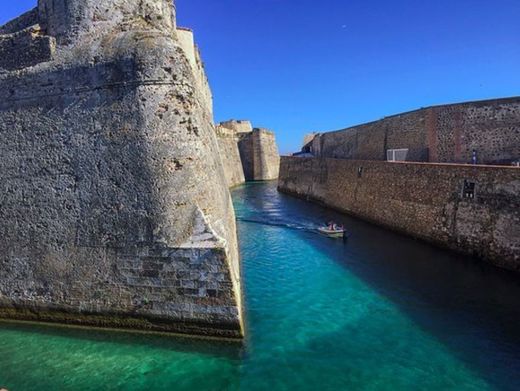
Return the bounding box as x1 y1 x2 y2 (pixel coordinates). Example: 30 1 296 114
0 306 242 339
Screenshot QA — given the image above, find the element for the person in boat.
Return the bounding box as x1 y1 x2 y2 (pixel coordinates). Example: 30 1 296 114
326 221 343 231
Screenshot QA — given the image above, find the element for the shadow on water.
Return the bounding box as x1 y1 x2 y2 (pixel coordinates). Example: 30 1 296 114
234 181 520 390
0 320 243 361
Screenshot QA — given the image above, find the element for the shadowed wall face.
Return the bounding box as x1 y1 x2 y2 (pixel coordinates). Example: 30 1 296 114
238 129 280 181
216 132 246 188
216 124 281 186
278 157 520 272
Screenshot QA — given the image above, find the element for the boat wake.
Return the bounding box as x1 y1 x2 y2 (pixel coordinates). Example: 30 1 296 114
236 217 318 233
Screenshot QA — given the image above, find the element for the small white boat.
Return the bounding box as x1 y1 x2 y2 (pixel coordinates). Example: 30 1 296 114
318 226 347 238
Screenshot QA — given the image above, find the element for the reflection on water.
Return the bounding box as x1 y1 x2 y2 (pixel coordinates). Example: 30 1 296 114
0 181 519 390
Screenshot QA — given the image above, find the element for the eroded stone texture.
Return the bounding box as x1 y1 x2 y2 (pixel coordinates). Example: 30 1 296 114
0 26 55 71
215 125 246 188
38 0 175 44
279 157 520 272
0 0 243 338
238 128 280 181
307 97 520 165
219 120 253 134
216 121 281 185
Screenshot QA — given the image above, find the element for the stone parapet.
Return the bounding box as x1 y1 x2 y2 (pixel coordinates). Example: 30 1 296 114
38 0 175 44
308 97 520 165
219 120 253 134
0 26 55 71
0 8 39 34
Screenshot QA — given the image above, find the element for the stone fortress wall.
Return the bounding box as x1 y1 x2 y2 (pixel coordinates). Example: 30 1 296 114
238 128 280 181
173 30 281 188
281 97 520 272
216 120 281 187
0 0 244 338
306 97 520 165
0 8 55 71
215 124 246 188
279 158 520 271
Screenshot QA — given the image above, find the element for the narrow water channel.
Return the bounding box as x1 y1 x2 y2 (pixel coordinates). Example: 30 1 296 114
0 181 519 390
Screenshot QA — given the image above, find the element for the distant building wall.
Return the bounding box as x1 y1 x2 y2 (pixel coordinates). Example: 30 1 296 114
216 123 280 185
302 133 318 151
278 157 520 272
215 126 246 188
219 120 253 134
309 97 520 165
238 129 280 181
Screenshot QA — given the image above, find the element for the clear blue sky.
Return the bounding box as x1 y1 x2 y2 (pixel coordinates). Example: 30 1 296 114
2 1 519 153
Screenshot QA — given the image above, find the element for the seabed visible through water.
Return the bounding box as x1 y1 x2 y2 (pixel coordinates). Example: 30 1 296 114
1 181 519 391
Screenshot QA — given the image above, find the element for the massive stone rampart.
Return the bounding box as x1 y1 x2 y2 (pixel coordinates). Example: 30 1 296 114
0 0 243 338
279 157 520 272
238 128 280 181
216 122 281 185
307 97 520 165
215 126 246 188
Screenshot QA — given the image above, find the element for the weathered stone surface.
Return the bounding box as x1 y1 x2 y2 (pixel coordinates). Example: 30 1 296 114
219 120 253 134
0 0 243 338
238 128 280 181
215 122 280 185
37 0 175 44
306 97 520 165
0 26 55 71
216 125 246 188
279 157 520 272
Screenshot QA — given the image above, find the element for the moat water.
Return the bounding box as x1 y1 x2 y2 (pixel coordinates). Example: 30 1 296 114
1 181 519 390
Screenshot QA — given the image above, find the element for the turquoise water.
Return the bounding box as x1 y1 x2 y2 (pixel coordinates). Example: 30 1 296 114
1 181 519 390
